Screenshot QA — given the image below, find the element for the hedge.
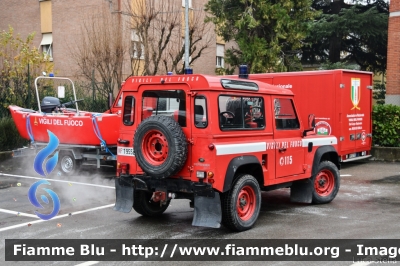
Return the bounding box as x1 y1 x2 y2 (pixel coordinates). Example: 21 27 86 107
372 104 400 147
0 116 28 151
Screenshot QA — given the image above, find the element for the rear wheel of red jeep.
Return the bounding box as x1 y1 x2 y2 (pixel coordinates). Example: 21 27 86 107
311 161 340 204
133 190 170 217
221 174 261 231
134 116 187 178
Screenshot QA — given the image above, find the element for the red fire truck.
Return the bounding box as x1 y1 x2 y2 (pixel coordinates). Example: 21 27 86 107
114 73 341 231
244 70 373 162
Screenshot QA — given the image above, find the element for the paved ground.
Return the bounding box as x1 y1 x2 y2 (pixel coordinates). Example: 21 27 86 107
0 157 399 266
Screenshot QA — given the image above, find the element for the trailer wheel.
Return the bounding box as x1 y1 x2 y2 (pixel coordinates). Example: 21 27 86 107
134 116 187 178
311 161 340 204
133 190 170 217
58 151 80 176
221 174 261 231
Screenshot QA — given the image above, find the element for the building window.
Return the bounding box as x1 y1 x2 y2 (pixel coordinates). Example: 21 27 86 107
131 29 144 59
216 57 224 68
216 44 224 68
40 33 53 61
131 42 144 59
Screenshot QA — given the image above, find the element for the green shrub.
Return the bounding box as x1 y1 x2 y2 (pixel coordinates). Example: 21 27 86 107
0 116 28 151
372 104 400 147
373 82 386 105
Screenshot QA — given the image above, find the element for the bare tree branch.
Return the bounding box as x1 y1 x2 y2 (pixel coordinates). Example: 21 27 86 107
70 5 128 98
126 0 212 76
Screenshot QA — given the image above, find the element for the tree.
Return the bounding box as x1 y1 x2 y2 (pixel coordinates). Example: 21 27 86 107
205 0 318 73
127 0 213 76
71 6 127 99
301 0 388 73
0 26 53 117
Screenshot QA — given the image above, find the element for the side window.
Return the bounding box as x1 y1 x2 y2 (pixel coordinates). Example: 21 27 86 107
274 98 300 130
218 95 265 130
194 96 208 128
123 96 135 126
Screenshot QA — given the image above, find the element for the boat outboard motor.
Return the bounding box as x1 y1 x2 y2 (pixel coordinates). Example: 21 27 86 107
41 96 61 113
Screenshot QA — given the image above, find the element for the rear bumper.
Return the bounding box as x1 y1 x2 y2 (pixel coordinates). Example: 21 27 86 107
116 174 215 198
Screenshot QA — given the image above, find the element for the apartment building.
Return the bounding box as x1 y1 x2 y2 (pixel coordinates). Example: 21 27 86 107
386 0 400 105
0 0 227 80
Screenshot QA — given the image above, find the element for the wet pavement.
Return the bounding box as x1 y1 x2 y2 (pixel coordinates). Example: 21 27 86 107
0 157 399 266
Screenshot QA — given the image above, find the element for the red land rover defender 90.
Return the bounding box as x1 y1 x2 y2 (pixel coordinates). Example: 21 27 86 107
114 74 340 231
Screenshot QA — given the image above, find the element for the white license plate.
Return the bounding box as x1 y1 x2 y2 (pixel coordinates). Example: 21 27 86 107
118 147 135 156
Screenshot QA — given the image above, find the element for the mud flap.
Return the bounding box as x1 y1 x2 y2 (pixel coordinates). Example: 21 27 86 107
192 193 222 228
290 179 312 203
114 178 133 213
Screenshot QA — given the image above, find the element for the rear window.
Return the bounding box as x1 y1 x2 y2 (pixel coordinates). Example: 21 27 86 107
142 90 186 127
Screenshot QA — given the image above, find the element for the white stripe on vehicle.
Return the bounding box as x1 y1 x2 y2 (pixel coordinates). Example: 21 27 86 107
215 142 267 155
302 137 337 147
215 137 337 156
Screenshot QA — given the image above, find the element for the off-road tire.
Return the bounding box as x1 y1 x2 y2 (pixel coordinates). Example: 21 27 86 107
134 116 187 178
133 190 170 217
311 161 340 204
221 174 261 231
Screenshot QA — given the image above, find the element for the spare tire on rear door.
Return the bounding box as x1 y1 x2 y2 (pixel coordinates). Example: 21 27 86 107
134 116 188 178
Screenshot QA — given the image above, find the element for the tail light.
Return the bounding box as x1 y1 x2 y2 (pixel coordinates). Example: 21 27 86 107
116 162 129 176
208 171 215 184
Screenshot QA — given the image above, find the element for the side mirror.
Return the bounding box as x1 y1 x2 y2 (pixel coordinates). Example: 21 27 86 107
303 114 316 137
108 92 113 110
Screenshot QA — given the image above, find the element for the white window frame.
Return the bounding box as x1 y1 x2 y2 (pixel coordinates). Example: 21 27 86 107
131 29 144 59
216 56 224 68
40 33 53 61
216 44 224 68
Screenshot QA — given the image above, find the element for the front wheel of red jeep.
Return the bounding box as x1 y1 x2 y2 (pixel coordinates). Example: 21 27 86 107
311 161 340 204
221 174 261 231
134 116 188 178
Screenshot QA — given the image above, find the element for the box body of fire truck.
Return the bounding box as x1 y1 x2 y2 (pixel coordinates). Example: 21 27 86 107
246 70 373 162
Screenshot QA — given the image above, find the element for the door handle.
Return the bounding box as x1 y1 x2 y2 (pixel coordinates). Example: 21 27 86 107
279 148 286 153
